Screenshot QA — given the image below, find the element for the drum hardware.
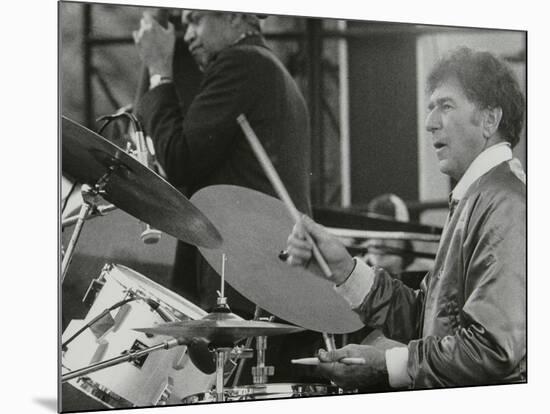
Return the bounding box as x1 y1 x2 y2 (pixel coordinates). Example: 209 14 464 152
231 305 262 387
62 337 185 383
181 383 346 404
61 116 222 249
135 254 305 344
209 345 255 402
251 316 275 385
61 181 112 283
322 333 336 352
135 270 303 403
62 294 139 352
62 264 217 407
62 203 117 229
63 269 182 352
134 304 305 344
214 347 231 402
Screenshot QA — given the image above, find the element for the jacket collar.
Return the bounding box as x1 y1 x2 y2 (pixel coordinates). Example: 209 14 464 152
451 142 512 201
232 32 268 49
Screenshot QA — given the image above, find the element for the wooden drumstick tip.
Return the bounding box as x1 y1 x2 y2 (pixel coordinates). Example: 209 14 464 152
291 357 366 366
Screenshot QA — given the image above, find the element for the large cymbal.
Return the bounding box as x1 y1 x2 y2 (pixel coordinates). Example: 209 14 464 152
191 185 364 334
135 311 304 345
61 116 222 249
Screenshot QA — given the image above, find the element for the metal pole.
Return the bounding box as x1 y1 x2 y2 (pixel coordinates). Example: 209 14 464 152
62 339 179 382
61 201 92 283
82 3 93 128
307 19 324 205
215 349 228 402
338 20 351 208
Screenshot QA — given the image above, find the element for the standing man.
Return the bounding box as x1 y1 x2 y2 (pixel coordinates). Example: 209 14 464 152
133 10 311 314
133 9 318 383
285 47 526 389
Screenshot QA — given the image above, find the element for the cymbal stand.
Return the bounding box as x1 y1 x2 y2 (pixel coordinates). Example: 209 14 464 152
252 316 275 385
61 337 183 383
231 305 262 387
61 180 108 284
322 333 336 352
210 253 252 399
62 203 117 228
214 347 232 402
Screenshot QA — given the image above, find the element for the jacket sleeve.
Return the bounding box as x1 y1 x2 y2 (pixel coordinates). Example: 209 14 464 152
355 268 426 344
407 191 526 388
137 50 257 187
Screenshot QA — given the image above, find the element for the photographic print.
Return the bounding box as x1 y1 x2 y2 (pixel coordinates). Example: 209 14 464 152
59 0 526 412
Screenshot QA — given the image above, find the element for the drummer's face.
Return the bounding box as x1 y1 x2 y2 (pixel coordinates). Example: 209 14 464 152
183 11 235 70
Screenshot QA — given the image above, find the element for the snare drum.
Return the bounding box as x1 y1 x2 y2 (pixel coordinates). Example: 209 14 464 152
62 264 216 408
182 383 342 403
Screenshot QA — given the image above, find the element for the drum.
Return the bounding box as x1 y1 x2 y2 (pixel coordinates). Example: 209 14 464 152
61 263 216 408
181 383 343 403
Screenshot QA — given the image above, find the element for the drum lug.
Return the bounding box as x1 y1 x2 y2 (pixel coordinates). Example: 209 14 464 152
172 347 189 371
153 377 174 405
83 277 106 308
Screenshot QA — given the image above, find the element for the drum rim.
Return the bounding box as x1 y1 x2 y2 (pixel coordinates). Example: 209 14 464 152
181 383 342 403
74 376 134 409
108 263 207 319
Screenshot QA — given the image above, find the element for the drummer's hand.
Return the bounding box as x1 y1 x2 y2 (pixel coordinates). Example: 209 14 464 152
317 345 388 390
132 11 175 77
286 215 354 284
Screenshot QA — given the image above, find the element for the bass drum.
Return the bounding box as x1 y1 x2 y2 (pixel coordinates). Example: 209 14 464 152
182 383 343 403
61 263 215 409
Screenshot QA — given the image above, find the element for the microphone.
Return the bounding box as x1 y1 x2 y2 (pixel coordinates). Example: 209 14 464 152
132 121 163 244
97 111 163 244
144 297 174 322
121 112 162 244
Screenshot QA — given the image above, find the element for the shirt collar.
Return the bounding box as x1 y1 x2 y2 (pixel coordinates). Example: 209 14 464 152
451 142 512 201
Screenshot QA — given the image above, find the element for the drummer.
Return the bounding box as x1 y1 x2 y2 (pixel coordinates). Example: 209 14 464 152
285 47 526 389
133 10 320 383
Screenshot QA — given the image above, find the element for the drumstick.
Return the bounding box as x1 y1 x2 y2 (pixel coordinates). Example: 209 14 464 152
291 357 366 366
237 114 333 278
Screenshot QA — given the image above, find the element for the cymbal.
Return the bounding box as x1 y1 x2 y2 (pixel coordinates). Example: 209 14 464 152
135 311 304 345
190 185 364 334
314 206 442 235
61 116 222 249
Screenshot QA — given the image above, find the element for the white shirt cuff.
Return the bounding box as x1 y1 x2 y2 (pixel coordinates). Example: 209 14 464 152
385 347 411 388
333 258 375 308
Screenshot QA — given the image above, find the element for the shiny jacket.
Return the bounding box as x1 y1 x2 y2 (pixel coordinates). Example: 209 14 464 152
356 160 526 388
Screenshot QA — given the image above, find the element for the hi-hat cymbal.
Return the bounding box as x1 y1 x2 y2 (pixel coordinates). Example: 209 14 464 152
190 185 364 334
61 116 222 249
135 311 304 345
